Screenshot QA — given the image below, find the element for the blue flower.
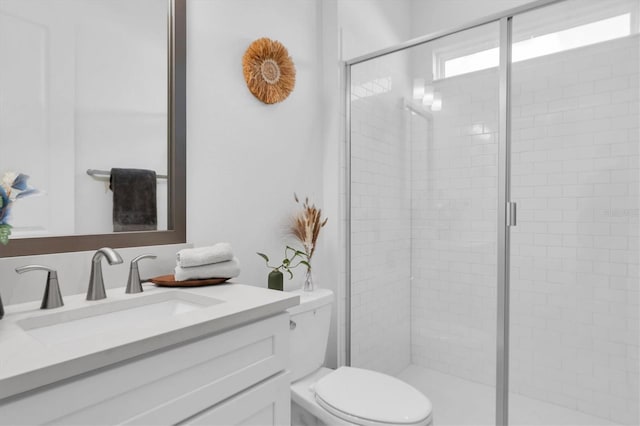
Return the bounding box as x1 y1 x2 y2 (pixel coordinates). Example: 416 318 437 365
11 173 29 191
0 185 10 225
0 185 7 205
0 171 39 243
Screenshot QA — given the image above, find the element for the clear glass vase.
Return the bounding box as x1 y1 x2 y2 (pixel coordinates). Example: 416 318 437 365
303 268 315 292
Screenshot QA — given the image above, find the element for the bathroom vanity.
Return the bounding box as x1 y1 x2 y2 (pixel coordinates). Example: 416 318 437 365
0 284 298 425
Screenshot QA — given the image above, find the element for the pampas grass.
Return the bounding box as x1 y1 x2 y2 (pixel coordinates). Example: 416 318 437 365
290 193 327 262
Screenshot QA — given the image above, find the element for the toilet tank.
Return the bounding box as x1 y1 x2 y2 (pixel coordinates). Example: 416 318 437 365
287 288 333 382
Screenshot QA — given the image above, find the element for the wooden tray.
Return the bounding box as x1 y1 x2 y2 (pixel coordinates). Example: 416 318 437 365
149 275 230 287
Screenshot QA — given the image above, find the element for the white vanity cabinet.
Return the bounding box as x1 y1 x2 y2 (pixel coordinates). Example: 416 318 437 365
0 313 291 425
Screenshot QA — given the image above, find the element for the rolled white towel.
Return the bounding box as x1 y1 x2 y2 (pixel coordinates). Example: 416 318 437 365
176 242 234 268
174 256 241 281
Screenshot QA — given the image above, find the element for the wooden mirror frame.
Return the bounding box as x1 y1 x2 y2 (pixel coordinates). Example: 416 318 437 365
0 0 186 258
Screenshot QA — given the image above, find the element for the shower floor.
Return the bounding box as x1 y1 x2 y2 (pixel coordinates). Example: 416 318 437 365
398 365 619 426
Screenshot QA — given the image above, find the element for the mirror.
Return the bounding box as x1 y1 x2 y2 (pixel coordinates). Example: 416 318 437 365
0 0 185 257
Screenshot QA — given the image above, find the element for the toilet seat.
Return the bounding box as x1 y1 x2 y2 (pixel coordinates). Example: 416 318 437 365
313 367 432 426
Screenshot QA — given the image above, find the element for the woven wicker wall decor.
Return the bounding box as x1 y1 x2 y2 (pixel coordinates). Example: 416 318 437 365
242 37 296 104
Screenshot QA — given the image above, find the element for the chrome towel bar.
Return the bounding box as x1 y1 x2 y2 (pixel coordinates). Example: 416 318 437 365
86 169 168 180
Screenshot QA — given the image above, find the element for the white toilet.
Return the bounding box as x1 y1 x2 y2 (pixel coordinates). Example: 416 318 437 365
287 288 433 426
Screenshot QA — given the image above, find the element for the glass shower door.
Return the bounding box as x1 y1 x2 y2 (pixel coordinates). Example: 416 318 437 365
349 21 502 425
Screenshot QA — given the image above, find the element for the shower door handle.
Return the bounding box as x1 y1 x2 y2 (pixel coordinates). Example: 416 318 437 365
506 202 517 227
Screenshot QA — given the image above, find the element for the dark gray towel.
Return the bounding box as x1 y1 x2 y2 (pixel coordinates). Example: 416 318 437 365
109 168 157 232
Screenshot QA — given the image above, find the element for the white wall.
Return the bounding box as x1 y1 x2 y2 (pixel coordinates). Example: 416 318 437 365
187 0 346 369
338 0 413 60
410 0 533 37
186 0 325 293
318 0 342 369
187 0 346 370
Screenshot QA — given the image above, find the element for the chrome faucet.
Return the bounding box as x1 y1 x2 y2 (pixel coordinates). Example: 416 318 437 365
87 247 123 300
15 265 64 309
126 254 157 294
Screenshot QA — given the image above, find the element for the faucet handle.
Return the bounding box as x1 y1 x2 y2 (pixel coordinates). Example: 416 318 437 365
126 254 157 294
131 254 157 264
15 265 64 309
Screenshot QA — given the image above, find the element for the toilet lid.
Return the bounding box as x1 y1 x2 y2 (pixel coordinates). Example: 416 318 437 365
314 367 432 426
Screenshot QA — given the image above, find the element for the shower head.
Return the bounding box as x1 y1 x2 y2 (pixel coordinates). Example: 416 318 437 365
403 99 433 120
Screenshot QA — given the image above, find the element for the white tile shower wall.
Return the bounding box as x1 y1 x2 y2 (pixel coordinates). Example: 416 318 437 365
350 56 412 376
409 35 638 425
409 68 500 386
509 35 639 425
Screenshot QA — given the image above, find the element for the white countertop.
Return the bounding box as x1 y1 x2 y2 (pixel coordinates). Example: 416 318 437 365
0 283 299 400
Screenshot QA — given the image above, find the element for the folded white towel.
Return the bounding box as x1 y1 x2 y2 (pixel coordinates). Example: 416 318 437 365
174 256 241 281
176 242 234 268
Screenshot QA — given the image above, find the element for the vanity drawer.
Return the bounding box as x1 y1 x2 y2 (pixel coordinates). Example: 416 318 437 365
165 371 289 425
0 313 289 425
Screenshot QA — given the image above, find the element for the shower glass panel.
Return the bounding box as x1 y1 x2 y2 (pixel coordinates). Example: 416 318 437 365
509 1 639 424
349 22 501 425
350 47 413 375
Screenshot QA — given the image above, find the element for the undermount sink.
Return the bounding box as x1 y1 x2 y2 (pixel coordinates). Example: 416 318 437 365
17 291 223 345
